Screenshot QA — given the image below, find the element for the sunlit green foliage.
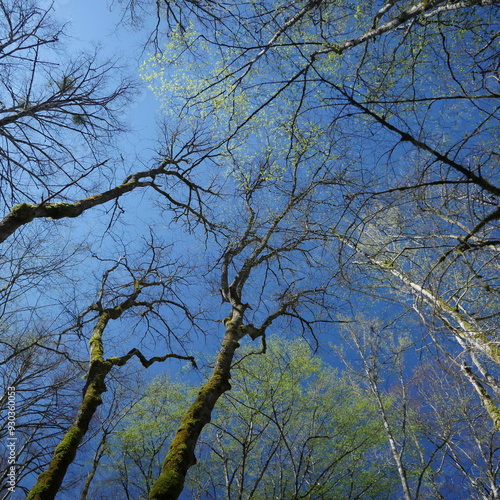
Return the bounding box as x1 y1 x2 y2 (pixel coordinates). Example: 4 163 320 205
98 337 398 499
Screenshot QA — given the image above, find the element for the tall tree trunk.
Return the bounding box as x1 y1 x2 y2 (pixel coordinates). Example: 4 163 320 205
149 309 247 500
26 361 112 500
26 311 115 500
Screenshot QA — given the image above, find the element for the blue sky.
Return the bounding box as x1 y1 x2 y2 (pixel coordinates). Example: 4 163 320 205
49 0 161 157
4 2 500 499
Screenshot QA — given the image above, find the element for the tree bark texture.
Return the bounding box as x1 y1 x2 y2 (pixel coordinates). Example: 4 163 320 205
26 360 112 500
27 311 116 499
149 311 247 500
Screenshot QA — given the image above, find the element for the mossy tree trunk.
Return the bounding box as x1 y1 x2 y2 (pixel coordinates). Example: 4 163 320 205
149 305 250 500
26 273 196 500
26 362 113 500
26 314 115 500
26 279 143 500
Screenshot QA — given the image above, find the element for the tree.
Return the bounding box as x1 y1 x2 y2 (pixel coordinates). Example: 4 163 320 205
136 0 500 430
0 329 81 499
147 120 350 497
26 253 196 500
2 1 500 499
96 337 398 500
339 316 500 499
0 1 210 498
0 0 130 204
411 360 500 499
0 0 213 242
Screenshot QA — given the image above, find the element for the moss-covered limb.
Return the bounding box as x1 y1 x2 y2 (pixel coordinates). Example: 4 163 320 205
0 203 36 242
149 370 232 500
88 314 109 362
26 360 113 500
0 179 145 243
462 366 500 431
149 314 247 500
27 306 114 500
0 158 187 244
27 329 197 499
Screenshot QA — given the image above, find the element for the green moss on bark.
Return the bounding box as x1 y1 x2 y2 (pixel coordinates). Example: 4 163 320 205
53 426 83 456
11 202 35 223
484 397 500 430
26 426 84 500
148 339 236 499
44 202 79 219
149 468 185 500
27 364 111 500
